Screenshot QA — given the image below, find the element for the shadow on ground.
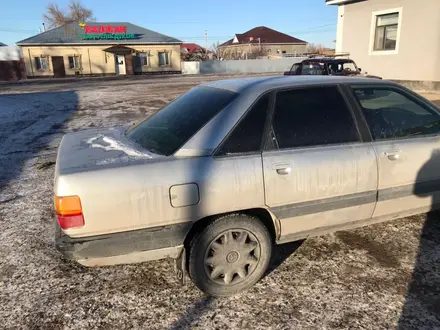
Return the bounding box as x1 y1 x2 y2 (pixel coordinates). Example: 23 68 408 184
0 91 78 194
398 149 440 328
169 240 302 330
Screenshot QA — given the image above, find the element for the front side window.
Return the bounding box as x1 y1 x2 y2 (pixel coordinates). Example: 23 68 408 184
34 56 47 71
301 63 325 75
352 87 440 140
216 94 270 156
68 55 80 69
127 87 237 156
374 12 399 51
158 52 170 66
270 87 359 150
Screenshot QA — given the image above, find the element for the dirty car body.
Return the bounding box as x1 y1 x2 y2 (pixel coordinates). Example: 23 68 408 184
55 76 440 294
284 58 382 79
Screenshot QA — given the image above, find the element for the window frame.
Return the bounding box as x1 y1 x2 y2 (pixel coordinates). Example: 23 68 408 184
34 56 48 71
213 91 275 158
158 51 171 66
348 83 440 142
68 55 81 69
369 8 403 56
138 51 150 67
263 84 365 152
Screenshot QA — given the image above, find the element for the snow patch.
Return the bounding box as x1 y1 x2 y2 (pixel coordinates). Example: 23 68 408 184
86 135 151 158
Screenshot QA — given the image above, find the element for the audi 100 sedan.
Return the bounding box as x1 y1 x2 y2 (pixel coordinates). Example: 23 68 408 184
55 76 440 296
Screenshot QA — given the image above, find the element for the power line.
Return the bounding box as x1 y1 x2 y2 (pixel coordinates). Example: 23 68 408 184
0 28 38 33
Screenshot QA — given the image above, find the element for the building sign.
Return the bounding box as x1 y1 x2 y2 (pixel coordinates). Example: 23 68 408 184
78 23 135 40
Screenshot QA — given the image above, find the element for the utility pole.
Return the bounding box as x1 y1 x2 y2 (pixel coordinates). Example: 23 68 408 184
205 30 208 55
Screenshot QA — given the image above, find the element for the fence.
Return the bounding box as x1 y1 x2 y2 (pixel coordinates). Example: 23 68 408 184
181 58 307 75
0 46 26 81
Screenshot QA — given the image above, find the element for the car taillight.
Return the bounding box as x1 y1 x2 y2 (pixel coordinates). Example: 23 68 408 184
55 196 85 229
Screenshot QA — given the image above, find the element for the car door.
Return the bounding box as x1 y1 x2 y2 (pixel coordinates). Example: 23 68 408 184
262 85 378 242
205 93 271 216
349 84 440 218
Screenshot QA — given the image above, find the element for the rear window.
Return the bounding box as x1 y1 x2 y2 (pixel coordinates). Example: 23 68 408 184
126 87 237 156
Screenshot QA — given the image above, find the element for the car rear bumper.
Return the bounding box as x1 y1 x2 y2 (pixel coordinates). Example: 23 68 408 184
55 222 192 266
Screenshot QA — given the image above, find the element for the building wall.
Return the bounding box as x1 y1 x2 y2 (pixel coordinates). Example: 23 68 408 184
219 43 307 58
21 44 181 77
338 0 440 81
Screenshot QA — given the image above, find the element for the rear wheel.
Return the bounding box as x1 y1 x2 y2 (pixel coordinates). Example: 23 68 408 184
188 214 272 297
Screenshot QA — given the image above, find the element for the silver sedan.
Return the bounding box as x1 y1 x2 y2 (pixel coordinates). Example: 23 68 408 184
54 75 440 296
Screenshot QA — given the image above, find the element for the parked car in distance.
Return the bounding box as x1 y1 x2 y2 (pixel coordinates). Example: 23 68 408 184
284 57 382 79
55 75 440 297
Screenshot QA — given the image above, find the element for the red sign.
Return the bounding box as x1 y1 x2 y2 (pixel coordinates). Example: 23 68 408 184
84 25 127 34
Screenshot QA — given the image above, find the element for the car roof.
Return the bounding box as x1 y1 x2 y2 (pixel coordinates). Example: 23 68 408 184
304 58 355 63
203 75 391 94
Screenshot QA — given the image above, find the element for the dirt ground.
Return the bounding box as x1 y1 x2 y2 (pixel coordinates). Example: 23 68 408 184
0 75 439 330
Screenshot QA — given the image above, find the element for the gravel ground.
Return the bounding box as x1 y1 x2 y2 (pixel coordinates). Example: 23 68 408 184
1 75 440 330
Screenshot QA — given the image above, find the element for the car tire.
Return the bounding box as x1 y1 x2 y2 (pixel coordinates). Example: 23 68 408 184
188 213 272 297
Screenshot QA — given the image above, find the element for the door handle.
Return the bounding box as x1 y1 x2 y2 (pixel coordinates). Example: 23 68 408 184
272 163 292 175
274 164 292 175
384 150 400 161
276 167 291 175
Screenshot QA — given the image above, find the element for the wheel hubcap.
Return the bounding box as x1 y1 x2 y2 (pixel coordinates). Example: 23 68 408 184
204 229 261 285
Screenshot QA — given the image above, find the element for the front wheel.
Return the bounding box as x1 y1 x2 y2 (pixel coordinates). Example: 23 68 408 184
188 214 272 297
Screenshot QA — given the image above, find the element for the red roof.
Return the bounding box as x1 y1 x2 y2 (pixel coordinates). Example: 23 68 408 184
219 26 307 47
181 43 205 53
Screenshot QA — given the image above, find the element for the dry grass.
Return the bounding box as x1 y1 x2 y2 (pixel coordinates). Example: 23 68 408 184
0 76 439 329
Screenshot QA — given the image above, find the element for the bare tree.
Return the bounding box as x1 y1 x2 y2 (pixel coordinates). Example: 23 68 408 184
306 43 326 55
247 46 268 59
211 41 234 60
43 4 69 28
44 0 95 28
69 1 95 23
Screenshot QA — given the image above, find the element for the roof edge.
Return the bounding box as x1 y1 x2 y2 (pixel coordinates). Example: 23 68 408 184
17 42 182 46
326 0 366 5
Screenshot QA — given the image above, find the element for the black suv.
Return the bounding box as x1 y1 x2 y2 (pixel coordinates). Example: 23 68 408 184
284 58 382 79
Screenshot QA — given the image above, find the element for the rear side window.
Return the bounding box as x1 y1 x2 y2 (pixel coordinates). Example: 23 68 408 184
289 63 300 75
127 87 237 156
216 94 270 155
270 86 360 149
352 87 440 140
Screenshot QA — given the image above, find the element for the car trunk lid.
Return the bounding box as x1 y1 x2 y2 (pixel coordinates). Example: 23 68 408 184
56 125 158 176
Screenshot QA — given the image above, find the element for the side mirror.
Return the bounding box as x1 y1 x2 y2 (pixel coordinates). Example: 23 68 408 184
358 68 362 72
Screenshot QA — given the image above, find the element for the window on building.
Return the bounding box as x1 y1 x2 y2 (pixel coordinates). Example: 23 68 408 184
270 87 359 150
216 94 270 156
158 52 170 66
139 52 149 66
374 12 399 51
352 87 440 140
34 56 47 70
68 55 81 69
